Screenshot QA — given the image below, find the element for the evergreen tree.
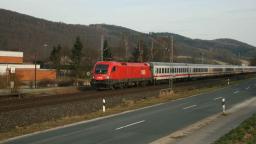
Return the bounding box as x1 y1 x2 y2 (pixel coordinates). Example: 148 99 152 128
71 37 83 78
142 40 150 62
131 45 140 62
103 40 112 61
49 44 62 78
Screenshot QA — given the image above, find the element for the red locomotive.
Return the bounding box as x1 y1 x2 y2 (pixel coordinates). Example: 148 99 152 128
90 61 152 89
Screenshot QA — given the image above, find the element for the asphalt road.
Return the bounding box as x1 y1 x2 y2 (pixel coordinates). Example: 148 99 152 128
3 77 256 144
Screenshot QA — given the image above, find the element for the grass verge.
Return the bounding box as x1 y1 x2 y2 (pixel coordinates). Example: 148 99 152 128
214 114 256 144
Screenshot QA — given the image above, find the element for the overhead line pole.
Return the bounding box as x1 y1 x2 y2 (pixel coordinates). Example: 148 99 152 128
169 36 174 90
151 39 154 61
34 51 37 88
100 34 104 61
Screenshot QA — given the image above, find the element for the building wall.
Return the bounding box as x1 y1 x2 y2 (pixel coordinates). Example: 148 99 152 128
0 56 23 64
0 51 56 82
0 51 23 64
0 64 40 74
16 69 56 81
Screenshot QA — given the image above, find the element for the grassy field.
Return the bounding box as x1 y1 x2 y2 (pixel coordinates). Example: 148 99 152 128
214 114 256 144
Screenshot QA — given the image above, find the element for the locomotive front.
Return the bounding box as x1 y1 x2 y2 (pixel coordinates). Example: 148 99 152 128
90 61 113 89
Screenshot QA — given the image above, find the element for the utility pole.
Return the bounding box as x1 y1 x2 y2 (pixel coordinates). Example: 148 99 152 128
138 39 143 62
238 52 241 65
201 52 204 64
151 39 154 61
123 33 129 61
100 34 104 61
169 36 174 90
34 44 48 88
34 52 37 88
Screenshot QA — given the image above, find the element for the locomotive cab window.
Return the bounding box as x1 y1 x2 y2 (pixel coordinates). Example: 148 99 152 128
95 64 109 74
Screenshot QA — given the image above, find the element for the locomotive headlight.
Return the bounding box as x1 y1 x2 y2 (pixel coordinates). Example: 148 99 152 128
106 76 110 79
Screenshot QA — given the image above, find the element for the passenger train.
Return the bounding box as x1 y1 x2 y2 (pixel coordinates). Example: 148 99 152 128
90 61 256 89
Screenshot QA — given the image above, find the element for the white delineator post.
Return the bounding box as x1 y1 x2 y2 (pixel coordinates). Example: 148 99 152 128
228 78 230 85
222 98 226 114
103 98 106 112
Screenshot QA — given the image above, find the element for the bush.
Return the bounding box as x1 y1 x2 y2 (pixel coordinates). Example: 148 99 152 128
57 79 75 87
0 75 8 89
37 79 56 88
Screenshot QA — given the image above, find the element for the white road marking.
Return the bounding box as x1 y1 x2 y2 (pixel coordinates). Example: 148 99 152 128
183 105 197 110
245 86 250 90
214 97 222 100
233 91 239 94
115 120 145 130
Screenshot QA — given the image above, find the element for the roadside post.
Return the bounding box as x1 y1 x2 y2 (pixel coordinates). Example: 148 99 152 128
227 78 230 85
222 98 226 114
103 98 106 112
10 81 14 93
10 67 15 93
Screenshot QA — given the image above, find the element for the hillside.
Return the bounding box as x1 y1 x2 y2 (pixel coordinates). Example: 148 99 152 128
0 8 256 66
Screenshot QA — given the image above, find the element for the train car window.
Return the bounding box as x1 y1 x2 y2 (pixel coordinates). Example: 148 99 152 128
111 66 116 72
162 68 164 73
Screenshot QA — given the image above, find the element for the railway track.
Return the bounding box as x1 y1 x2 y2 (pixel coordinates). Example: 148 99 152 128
0 85 167 113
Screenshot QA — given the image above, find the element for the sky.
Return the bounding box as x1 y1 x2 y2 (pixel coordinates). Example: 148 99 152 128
0 0 256 46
